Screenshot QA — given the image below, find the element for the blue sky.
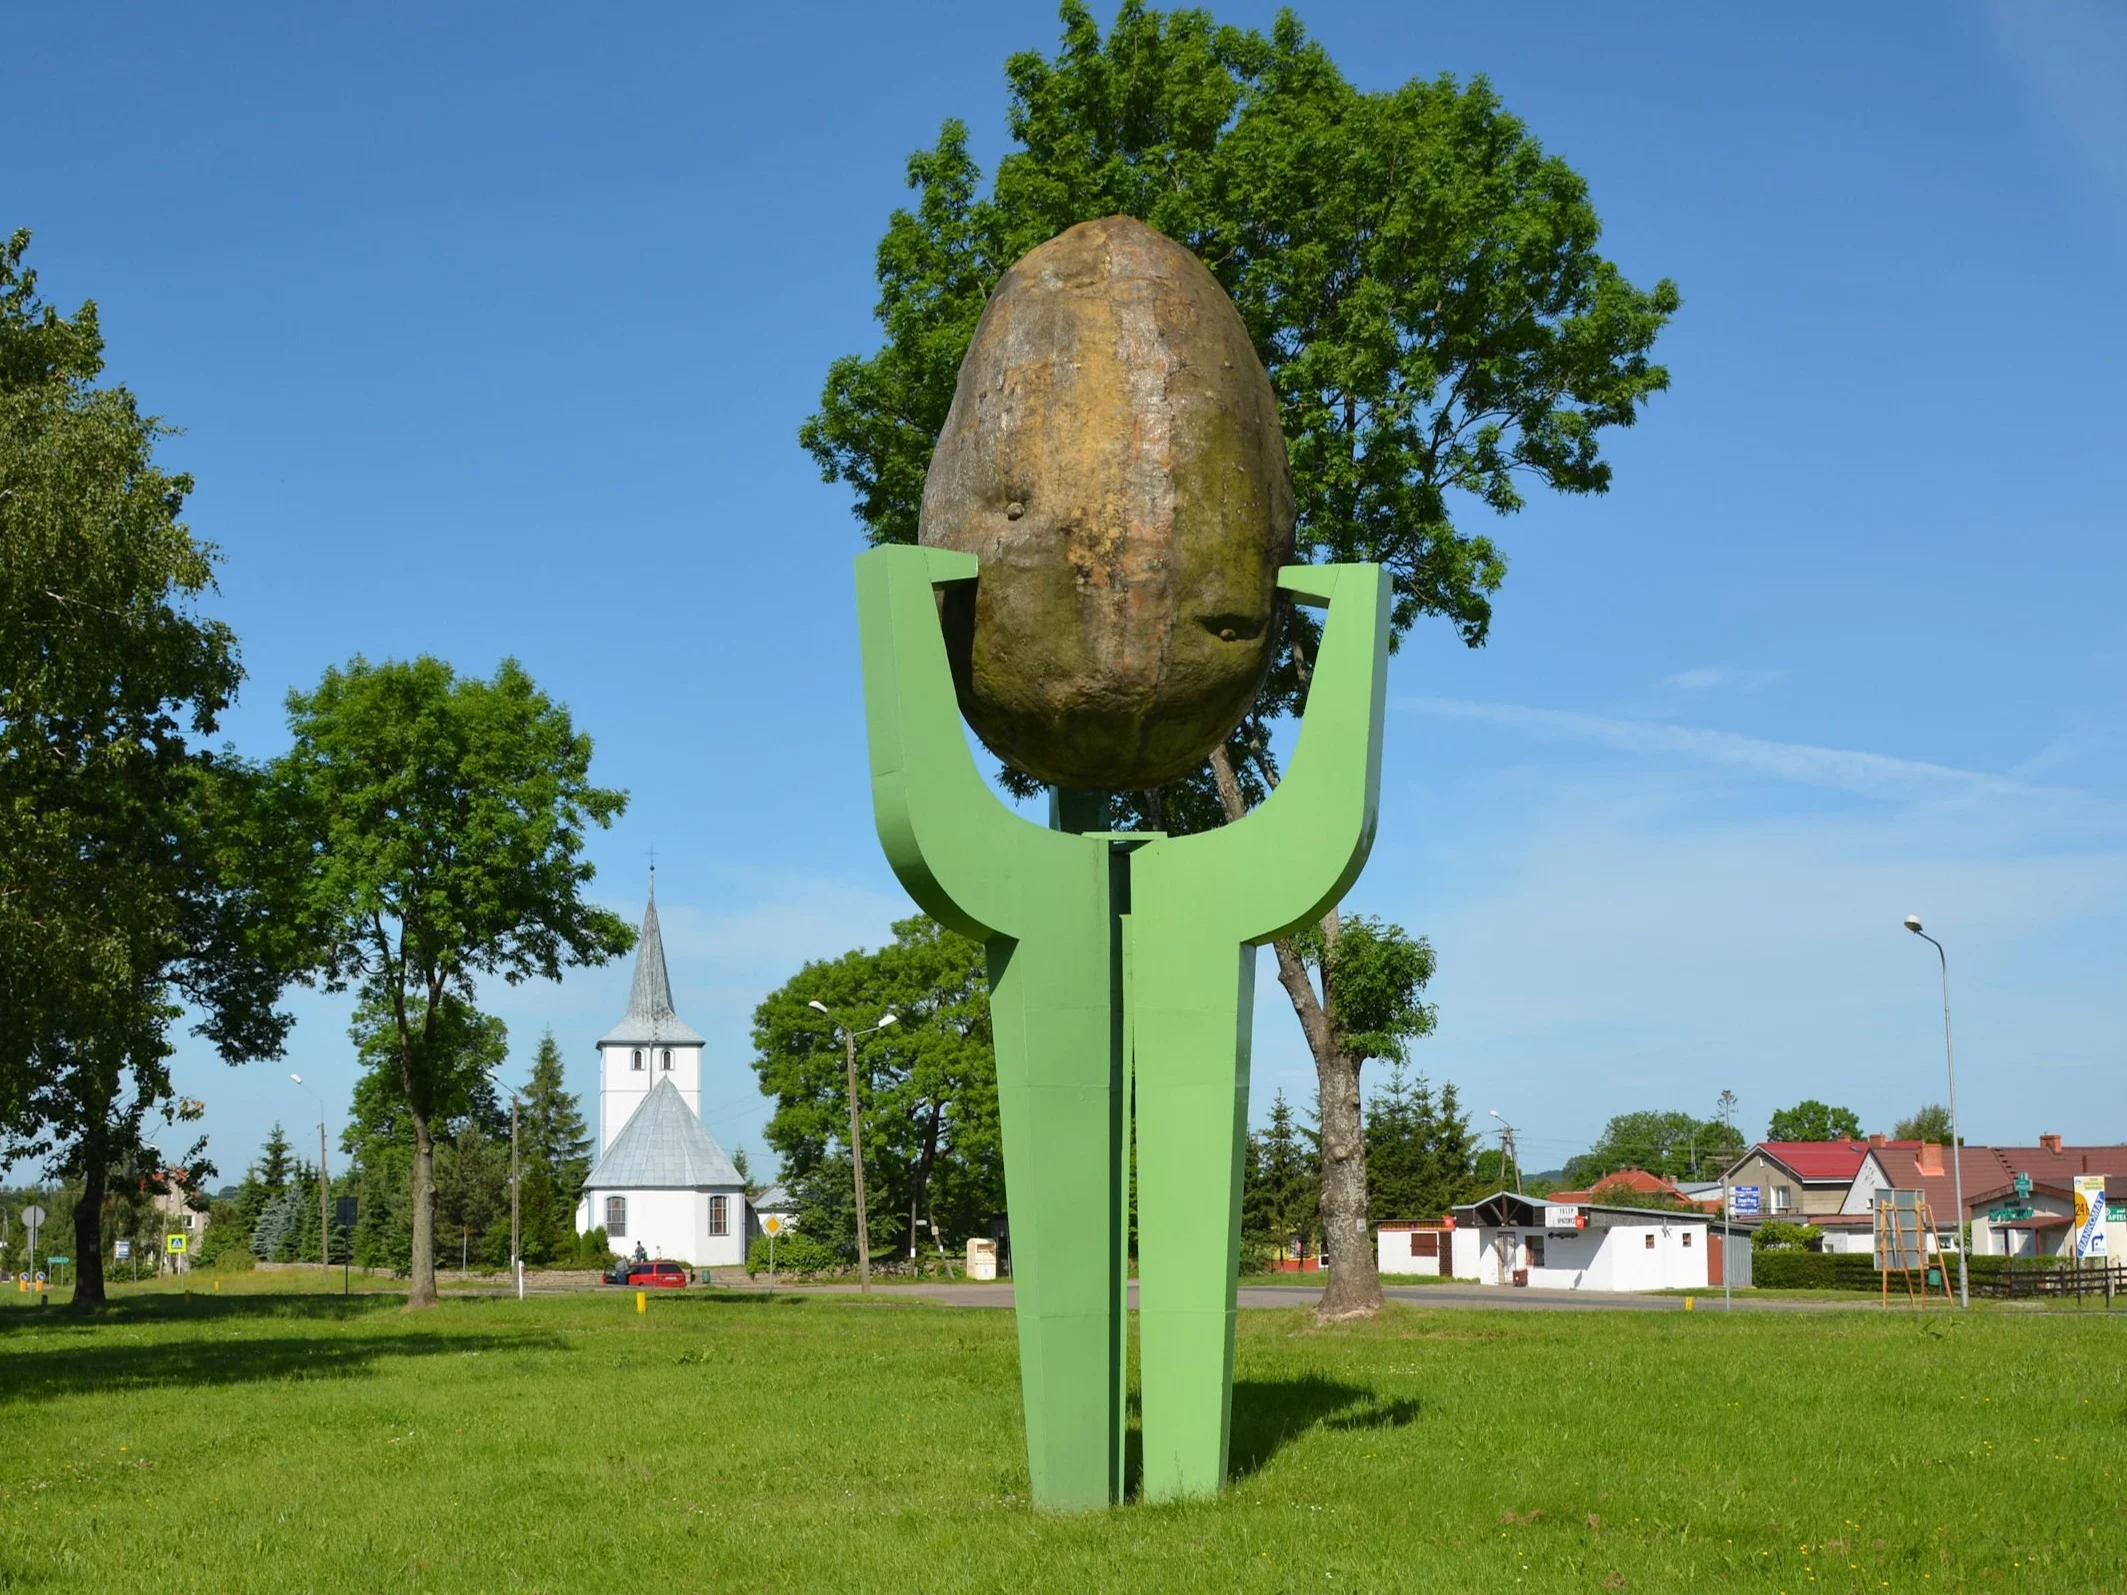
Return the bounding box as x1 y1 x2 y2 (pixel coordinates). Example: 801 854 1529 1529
11 2 2123 1185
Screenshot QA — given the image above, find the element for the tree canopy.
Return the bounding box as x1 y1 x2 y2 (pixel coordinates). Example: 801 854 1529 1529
751 915 1001 1262
273 654 632 1304
1892 1103 1954 1144
0 227 298 1305
1767 1100 1863 1143
1565 1109 1742 1186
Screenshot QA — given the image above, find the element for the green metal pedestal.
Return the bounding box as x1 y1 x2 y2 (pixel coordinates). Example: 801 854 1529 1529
856 547 1387 1509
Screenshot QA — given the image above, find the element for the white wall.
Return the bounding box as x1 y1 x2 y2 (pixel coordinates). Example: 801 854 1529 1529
597 1041 704 1151
1463 1221 1710 1291
1841 1154 1892 1215
579 1185 746 1267
1376 1227 1451 1276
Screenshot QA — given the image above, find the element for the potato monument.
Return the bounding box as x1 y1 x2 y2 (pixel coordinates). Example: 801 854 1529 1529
919 214 1294 790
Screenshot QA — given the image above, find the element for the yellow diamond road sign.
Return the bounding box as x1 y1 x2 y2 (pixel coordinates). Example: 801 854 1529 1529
761 1215 783 1236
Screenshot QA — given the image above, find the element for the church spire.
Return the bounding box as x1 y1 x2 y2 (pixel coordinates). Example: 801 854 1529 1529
597 871 704 1047
626 869 676 1022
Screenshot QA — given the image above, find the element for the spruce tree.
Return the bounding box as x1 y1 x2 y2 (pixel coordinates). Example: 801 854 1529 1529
521 1029 591 1236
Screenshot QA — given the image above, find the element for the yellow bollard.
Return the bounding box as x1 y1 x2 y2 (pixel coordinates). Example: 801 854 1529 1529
214 1280 220 1292
1684 1296 1694 1312
636 1290 646 1315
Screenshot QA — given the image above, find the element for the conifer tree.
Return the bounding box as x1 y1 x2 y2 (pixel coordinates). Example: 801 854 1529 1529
521 1030 591 1232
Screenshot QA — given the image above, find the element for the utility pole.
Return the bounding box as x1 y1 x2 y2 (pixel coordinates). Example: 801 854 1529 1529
290 1074 332 1277
510 1088 522 1301
808 1001 899 1294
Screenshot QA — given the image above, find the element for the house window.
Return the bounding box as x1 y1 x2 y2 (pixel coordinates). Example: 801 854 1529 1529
1683 1232 1693 1248
1773 1185 1795 1213
631 1049 643 1071
661 1048 673 1071
606 1196 627 1238
1644 1234 1656 1250
1525 1235 1545 1267
709 1195 729 1236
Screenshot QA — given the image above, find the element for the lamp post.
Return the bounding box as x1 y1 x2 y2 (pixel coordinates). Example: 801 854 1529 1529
289 1074 332 1279
485 1070 523 1301
808 1000 898 1294
1903 915 1969 1309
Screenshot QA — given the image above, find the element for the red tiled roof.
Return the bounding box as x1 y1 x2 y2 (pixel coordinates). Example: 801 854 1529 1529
1547 1168 1722 1212
1755 1141 1925 1181
1867 1144 2127 1217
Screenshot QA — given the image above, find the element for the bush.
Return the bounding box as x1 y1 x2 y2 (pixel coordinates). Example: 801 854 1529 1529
747 1231 842 1276
193 1202 258 1271
1751 1249 2073 1291
1752 1220 1824 1252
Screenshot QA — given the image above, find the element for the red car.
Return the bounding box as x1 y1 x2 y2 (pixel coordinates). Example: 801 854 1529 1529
626 1260 690 1289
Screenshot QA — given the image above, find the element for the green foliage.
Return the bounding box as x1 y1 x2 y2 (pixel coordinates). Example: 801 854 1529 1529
1362 1065 1476 1222
1766 1100 1863 1143
752 915 1001 1258
1241 1090 1319 1261
1290 917 1436 1065
271 652 632 1301
1752 1220 1824 1252
0 228 298 1304
1892 1103 1954 1143
192 1201 256 1271
1566 1110 1741 1185
803 3 1677 656
520 1029 592 1231
745 1230 843 1276
1586 1178 1703 1215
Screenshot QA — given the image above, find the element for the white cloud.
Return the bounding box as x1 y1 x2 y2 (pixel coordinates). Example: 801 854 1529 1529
1402 695 2057 804
1656 666 1784 694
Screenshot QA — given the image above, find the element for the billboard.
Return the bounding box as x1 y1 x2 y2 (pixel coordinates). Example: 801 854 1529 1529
2073 1175 2109 1259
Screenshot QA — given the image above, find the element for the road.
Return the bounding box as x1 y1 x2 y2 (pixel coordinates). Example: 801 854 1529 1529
705 1277 1863 1313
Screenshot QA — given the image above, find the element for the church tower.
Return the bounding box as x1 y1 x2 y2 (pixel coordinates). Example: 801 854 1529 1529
596 875 705 1152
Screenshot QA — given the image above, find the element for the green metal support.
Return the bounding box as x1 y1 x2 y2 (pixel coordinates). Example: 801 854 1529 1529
856 546 1387 1509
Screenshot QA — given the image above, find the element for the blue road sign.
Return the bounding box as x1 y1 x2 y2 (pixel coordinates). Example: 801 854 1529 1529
1731 1184 1761 1217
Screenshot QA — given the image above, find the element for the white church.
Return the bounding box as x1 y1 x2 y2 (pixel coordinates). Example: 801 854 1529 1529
574 880 752 1267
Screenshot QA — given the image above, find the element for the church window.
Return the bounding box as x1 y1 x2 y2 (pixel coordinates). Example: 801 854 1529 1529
661 1048 673 1071
631 1049 643 1071
606 1196 627 1238
709 1195 728 1236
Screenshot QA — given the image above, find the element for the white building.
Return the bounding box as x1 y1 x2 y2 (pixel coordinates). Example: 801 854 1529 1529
574 881 749 1268
1445 1191 1744 1292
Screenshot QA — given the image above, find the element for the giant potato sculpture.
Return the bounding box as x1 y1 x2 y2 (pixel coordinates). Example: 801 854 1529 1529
918 214 1295 790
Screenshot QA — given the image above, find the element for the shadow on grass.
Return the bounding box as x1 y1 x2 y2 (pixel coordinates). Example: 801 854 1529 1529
0 1291 409 1337
1227 1373 1423 1481
0 1319 569 1406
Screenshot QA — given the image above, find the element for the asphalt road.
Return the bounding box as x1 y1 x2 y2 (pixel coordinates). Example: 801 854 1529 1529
708 1278 1862 1313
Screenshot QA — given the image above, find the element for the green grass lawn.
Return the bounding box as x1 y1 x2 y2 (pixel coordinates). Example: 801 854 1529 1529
3 1276 2122 1593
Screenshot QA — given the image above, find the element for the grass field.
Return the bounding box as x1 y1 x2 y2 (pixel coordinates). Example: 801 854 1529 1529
3 1277 2122 1593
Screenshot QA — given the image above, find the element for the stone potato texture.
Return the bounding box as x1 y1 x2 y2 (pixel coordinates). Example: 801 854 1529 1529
919 215 1295 790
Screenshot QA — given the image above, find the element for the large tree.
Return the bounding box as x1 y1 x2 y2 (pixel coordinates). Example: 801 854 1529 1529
0 229 298 1307
752 915 1001 1263
274 656 631 1307
519 1031 592 1234
1566 1109 1741 1185
1767 1100 1863 1143
801 4 1678 1318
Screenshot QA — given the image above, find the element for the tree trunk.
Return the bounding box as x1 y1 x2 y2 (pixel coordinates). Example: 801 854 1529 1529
406 1108 438 1308
69 1113 110 1310
1208 745 1382 1322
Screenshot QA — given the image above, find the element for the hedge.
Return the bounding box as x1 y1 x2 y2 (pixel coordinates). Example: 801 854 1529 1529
1752 1249 2077 1291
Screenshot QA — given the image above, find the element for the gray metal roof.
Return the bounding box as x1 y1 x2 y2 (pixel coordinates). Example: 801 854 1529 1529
598 881 706 1047
581 1078 742 1190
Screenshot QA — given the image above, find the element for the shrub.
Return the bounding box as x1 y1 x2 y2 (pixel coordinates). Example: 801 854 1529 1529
747 1231 842 1276
1753 1220 1824 1252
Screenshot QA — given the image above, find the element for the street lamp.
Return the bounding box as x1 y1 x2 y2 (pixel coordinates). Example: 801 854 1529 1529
485 1069 524 1302
1903 915 1969 1309
808 999 898 1293
288 1074 332 1279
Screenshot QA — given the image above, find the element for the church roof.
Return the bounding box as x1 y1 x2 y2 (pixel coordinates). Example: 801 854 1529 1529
582 1078 742 1190
598 879 705 1047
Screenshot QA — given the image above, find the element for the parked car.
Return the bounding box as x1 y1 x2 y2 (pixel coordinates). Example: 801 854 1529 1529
600 1259 635 1286
627 1260 690 1289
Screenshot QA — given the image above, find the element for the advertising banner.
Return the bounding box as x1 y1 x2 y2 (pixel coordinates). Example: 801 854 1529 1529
2073 1174 2108 1259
